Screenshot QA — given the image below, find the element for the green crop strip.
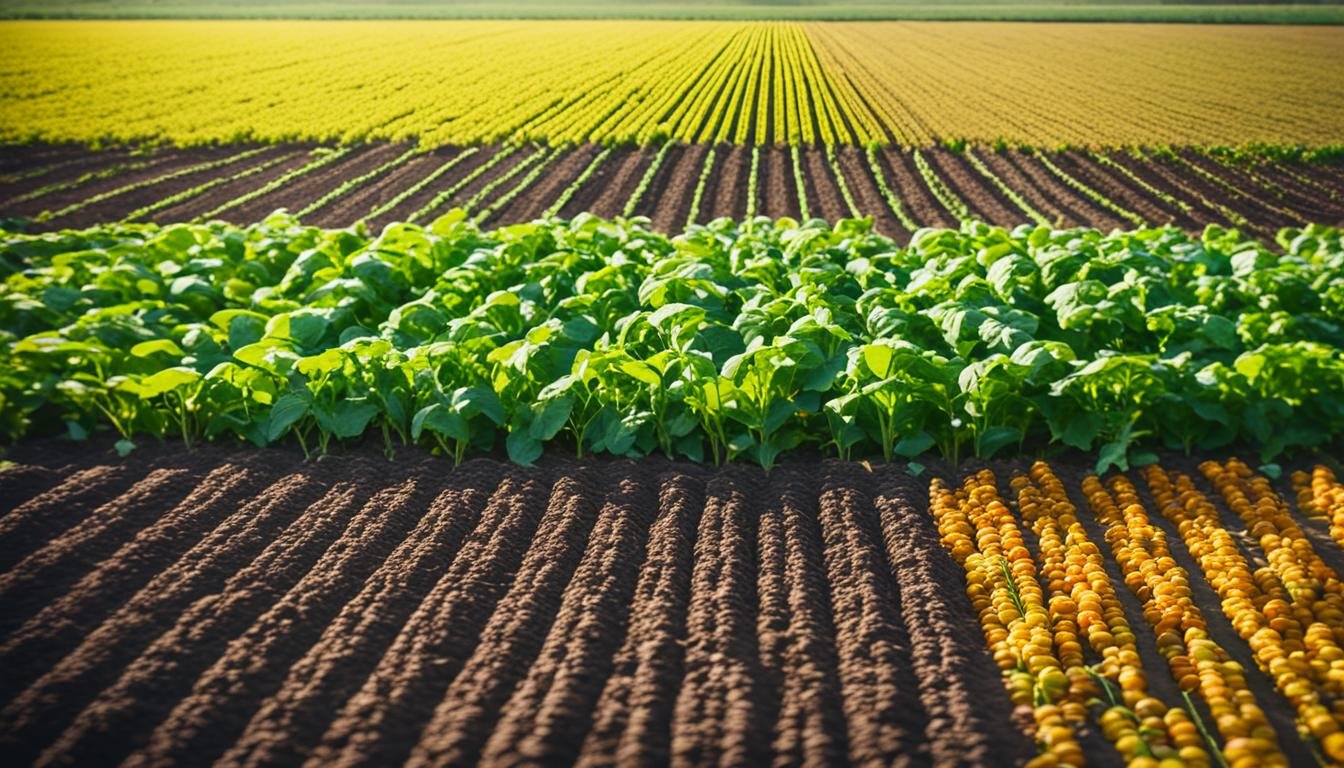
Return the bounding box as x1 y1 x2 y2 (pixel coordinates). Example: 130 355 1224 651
3 156 160 208
408 144 521 224
297 146 418 220
461 145 549 218
0 155 89 186
1033 151 1145 229
474 146 564 224
544 147 612 219
826 144 860 219
963 149 1049 227
745 145 760 223
362 147 480 225
622 141 672 218
193 146 353 222
38 147 274 223
864 145 919 232
685 146 717 228
122 150 303 223
3 213 1341 471
1091 152 1194 216
1129 149 1250 229
1166 152 1298 223
791 144 810 220
912 148 971 223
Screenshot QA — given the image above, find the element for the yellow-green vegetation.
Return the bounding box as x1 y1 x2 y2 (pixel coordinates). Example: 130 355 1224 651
2 20 1342 148
807 21 1344 147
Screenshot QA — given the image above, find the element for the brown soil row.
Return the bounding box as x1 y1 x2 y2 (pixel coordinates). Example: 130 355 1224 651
0 441 1044 767
3 142 1342 241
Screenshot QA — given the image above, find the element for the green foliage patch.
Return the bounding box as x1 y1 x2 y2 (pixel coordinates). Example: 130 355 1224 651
1 212 1341 473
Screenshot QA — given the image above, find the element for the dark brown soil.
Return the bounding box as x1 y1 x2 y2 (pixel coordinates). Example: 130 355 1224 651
218 144 400 225
799 146 848 224
0 440 1052 767
142 149 314 225
562 146 650 220
757 145 802 222
308 147 438 228
414 146 534 224
3 142 1342 242
634 144 704 232
486 144 599 226
834 145 911 240
1055 151 1187 228
365 146 495 230
927 150 1024 226
879 148 959 228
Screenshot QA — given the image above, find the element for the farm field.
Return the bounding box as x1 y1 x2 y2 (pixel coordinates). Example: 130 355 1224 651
4 6 1344 768
4 142 1343 240
3 21 1344 148
3 442 1344 766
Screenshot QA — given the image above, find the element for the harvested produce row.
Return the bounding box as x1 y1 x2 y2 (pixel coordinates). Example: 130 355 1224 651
932 455 1344 767
2 212 1342 471
3 143 1342 239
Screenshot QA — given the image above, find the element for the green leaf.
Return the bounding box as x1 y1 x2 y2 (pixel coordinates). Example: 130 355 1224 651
507 429 543 465
134 367 202 398
1095 440 1129 475
529 396 574 440
862 343 894 378
320 400 379 439
130 339 184 358
976 426 1021 458
266 392 311 441
114 438 137 457
894 432 935 458
620 360 662 387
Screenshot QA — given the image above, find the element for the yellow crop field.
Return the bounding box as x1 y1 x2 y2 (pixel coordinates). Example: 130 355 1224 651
1 20 1342 148
807 22 1344 147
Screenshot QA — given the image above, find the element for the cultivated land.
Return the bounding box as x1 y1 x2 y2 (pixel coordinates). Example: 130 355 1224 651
3 21 1343 147
6 0 1344 23
4 8 1344 768
4 142 1343 240
3 443 1344 765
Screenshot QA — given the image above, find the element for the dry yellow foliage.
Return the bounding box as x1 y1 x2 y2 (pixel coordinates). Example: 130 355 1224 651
1 20 1340 148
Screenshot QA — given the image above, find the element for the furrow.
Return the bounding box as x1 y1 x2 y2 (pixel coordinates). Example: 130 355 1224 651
307 469 553 767
0 467 200 637
405 467 608 766
222 460 506 768
873 465 1036 768
816 463 930 767
0 460 266 699
0 468 331 762
477 463 661 765
576 469 706 768
30 468 379 767
124 466 440 768
0 463 139 572
669 466 769 767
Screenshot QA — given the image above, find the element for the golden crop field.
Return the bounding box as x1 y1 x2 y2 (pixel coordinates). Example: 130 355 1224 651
1 20 1342 148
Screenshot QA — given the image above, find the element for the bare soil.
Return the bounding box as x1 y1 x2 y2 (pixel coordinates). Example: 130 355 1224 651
0 440 1049 767
3 142 1342 242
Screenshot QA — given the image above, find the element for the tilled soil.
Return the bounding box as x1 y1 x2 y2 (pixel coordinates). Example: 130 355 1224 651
2 142 1342 241
0 441 1045 767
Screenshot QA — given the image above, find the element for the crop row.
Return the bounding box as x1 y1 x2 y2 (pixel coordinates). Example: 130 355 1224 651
5 21 1342 148
1 213 1341 469
5 142 1340 241
933 457 1344 766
